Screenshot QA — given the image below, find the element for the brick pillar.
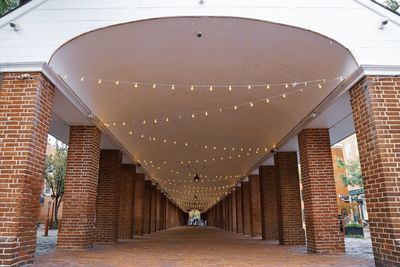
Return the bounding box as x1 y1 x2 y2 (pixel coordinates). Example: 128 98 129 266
231 190 237 232
350 76 400 266
156 189 161 231
118 165 136 239
95 150 122 243
58 126 101 249
274 152 305 245
298 128 344 253
143 180 152 234
0 73 54 266
133 173 145 236
241 181 251 235
228 193 233 231
249 175 262 237
259 166 279 240
236 186 243 233
150 185 157 232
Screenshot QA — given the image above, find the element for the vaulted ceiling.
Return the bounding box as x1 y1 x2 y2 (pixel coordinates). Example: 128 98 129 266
49 17 357 211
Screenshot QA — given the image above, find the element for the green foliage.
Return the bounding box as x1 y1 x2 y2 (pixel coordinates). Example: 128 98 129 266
44 142 67 226
384 0 399 11
0 0 19 16
345 222 363 228
336 158 363 187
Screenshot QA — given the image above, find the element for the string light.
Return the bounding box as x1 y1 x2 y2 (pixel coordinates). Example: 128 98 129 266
61 73 342 91
115 81 119 85
98 79 102 84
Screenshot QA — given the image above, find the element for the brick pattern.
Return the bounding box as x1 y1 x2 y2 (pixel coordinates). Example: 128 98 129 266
259 166 279 240
150 185 157 232
58 126 101 249
133 173 145 236
156 189 161 231
249 175 262 237
118 165 135 239
235 186 243 233
0 72 54 266
95 150 122 243
241 181 251 235
298 129 344 253
231 190 237 232
143 180 152 234
274 152 305 245
350 76 400 267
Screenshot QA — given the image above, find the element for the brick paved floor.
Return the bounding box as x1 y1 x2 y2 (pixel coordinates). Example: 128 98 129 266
34 226 374 267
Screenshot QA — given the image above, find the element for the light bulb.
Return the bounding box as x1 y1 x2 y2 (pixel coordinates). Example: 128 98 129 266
205 111 208 116
143 120 146 124
266 84 270 89
192 114 195 118
190 85 194 91
209 86 213 91
283 94 286 98
154 119 157 124
234 106 237 110
250 102 254 107
248 85 251 90
153 84 156 88
115 81 119 85
266 98 270 103
229 85 232 91
318 83 322 89
285 83 288 88
171 85 175 90
166 117 169 122
98 79 102 84
129 131 132 135
80 77 85 82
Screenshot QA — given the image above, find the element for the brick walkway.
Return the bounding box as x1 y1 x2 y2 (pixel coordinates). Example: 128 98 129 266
34 226 374 267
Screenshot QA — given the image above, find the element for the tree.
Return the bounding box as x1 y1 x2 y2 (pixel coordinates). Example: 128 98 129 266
336 158 363 187
384 0 399 11
0 0 19 16
44 141 67 228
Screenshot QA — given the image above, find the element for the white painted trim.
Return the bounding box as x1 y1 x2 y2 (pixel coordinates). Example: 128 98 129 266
245 64 400 175
353 0 400 27
0 0 48 29
0 61 148 177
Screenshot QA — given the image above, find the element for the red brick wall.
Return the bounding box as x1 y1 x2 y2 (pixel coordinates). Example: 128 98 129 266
350 76 400 266
0 72 54 266
298 129 344 253
95 150 122 243
235 186 243 233
249 175 262 237
231 190 237 232
133 173 145 236
150 185 157 232
143 180 152 234
259 166 279 240
118 165 135 239
58 126 101 249
241 181 251 235
274 152 305 245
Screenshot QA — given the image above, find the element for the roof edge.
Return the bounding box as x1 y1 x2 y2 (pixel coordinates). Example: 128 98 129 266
0 0 47 29
353 0 400 27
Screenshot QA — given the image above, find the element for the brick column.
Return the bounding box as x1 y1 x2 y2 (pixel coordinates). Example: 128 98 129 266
58 126 101 249
241 181 251 235
350 76 400 266
228 193 233 231
118 165 136 239
236 186 243 233
143 180 152 234
259 166 279 240
231 190 237 232
133 173 145 236
274 152 305 245
249 175 262 237
298 128 344 253
156 189 161 231
150 185 157 232
95 150 122 243
0 73 54 266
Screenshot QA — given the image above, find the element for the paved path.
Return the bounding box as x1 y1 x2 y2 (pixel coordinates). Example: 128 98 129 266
34 226 374 267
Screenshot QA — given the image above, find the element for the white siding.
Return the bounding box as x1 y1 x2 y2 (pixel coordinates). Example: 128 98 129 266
0 0 399 66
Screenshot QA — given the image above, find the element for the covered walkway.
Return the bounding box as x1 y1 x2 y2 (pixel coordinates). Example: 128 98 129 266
33 226 374 267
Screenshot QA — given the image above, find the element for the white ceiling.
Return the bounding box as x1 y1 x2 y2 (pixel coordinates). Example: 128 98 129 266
49 17 358 211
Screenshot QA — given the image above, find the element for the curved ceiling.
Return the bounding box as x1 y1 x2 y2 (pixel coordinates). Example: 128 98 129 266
50 16 357 211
